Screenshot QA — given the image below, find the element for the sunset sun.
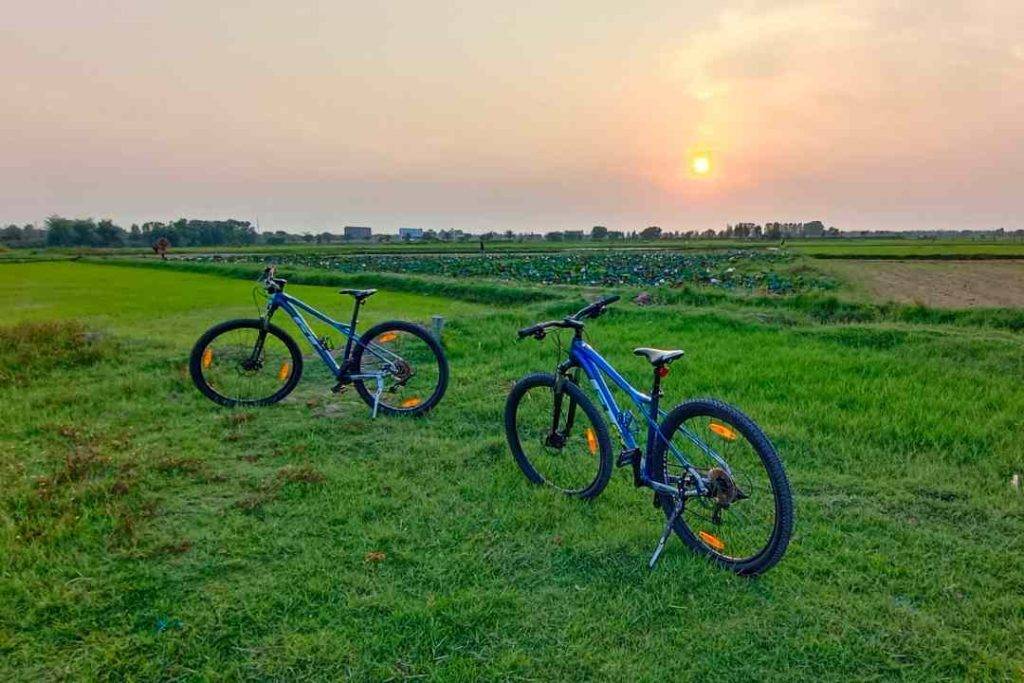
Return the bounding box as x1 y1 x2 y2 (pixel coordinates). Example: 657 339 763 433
691 154 711 176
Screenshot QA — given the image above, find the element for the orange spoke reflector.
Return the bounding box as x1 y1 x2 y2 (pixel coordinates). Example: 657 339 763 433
202 348 214 369
378 332 398 343
708 422 737 441
277 363 291 381
585 427 598 454
699 531 726 551
400 397 422 408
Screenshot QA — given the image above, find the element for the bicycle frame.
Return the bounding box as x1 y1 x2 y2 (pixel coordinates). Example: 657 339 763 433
569 337 730 496
264 291 401 385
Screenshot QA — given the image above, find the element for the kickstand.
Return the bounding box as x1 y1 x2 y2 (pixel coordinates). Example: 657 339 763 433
649 498 683 570
371 376 384 418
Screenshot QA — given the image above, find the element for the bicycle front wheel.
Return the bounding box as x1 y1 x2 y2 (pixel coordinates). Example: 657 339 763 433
504 373 613 499
189 319 303 407
649 399 793 576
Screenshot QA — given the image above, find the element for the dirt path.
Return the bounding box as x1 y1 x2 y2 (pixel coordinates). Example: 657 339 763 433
823 260 1024 308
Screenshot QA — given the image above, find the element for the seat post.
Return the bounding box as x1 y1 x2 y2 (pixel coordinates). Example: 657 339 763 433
646 366 664 453
342 296 362 360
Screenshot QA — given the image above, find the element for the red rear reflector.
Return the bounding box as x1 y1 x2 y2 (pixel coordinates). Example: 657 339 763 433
656 366 670 378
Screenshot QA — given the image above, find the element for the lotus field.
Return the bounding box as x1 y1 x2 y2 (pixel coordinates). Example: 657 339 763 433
178 249 836 293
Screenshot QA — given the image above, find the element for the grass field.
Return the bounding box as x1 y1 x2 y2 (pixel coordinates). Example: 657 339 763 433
2 261 1023 680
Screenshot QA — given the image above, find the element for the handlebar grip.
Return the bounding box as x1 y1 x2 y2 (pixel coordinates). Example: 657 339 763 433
517 324 541 339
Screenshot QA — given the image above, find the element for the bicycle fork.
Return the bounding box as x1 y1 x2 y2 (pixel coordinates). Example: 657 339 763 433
546 372 579 447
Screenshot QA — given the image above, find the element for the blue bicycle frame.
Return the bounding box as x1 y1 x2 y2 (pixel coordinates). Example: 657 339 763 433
569 337 731 496
265 290 404 415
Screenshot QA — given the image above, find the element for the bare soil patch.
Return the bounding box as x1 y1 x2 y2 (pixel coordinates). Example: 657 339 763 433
825 260 1024 308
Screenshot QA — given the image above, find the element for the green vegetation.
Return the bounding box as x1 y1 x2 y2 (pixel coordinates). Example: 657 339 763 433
795 240 1024 259
175 249 835 293
1 261 1022 679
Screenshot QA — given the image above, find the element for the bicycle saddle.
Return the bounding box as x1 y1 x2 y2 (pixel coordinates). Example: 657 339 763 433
633 347 685 366
339 288 377 301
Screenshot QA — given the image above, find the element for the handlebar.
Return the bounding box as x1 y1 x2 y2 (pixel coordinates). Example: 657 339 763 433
571 295 620 321
260 265 287 292
516 294 620 340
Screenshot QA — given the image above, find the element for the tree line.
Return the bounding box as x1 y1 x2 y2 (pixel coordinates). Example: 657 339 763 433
1 217 258 248
2 216 1020 249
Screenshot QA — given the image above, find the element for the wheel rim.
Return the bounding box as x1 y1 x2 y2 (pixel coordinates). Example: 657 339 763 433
357 329 442 411
199 328 294 403
662 414 779 562
514 383 602 494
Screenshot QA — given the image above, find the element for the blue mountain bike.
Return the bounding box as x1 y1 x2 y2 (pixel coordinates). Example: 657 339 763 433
190 266 448 416
504 296 793 575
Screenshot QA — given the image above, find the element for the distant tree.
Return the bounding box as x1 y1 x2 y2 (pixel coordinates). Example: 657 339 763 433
45 216 77 246
545 231 564 241
1 224 22 243
95 219 125 246
640 226 662 240
152 236 170 259
607 230 624 240
591 225 608 240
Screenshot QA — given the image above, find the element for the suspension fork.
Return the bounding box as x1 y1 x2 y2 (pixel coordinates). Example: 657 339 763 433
547 360 579 446
251 299 279 362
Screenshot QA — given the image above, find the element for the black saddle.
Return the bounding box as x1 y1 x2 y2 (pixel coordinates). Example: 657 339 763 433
339 288 377 301
633 347 685 366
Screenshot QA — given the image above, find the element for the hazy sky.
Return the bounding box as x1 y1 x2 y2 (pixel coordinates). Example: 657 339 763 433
4 1 1023 232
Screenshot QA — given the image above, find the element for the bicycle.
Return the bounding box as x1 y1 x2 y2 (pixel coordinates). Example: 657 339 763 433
189 266 449 416
504 295 793 575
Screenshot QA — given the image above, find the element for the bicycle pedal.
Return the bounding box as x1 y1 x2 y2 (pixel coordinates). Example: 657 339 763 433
617 448 640 468
330 382 347 395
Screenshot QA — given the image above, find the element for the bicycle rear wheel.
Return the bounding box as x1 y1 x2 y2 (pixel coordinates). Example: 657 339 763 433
189 319 303 407
649 399 793 576
351 320 449 416
504 373 613 499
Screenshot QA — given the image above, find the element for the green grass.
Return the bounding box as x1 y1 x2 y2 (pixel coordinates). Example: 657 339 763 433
794 240 1024 259
1 262 1023 680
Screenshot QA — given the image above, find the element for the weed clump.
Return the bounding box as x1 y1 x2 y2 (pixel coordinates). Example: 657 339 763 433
0 320 110 386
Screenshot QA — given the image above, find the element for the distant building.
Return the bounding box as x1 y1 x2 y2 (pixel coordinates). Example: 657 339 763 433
563 230 584 240
398 227 424 241
344 226 372 240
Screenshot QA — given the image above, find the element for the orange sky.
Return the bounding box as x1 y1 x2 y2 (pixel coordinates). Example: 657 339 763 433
3 1 1023 231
